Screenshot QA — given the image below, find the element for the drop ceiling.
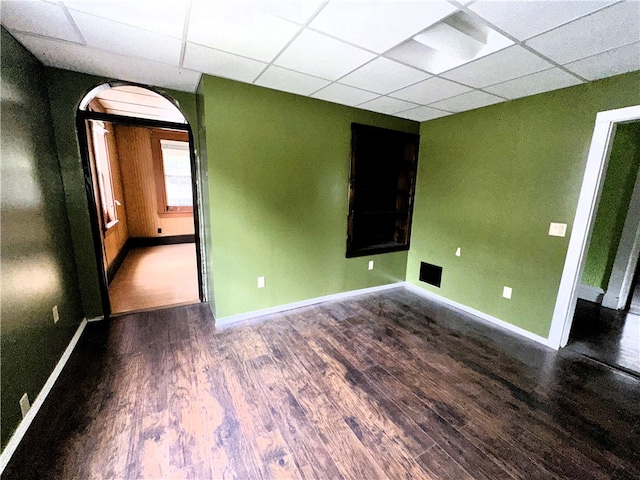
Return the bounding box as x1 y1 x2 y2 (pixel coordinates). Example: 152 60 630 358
2 0 639 121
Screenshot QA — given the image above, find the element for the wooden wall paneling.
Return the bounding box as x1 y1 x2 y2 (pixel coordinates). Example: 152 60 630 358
115 125 194 238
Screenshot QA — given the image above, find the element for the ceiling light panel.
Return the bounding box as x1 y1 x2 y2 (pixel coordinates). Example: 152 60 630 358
183 43 267 83
396 106 452 122
339 58 430 94
311 83 378 106
484 68 583 100
63 0 187 39
188 1 300 62
14 33 201 92
385 10 513 74
255 66 331 96
358 96 420 115
564 41 640 81
468 0 615 41
429 90 504 113
309 0 457 54
1 1 83 43
275 30 376 80
391 77 472 104
441 45 553 88
525 2 640 65
70 12 183 66
249 0 326 24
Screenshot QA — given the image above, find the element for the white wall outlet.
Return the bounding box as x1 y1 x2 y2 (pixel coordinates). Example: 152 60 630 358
503 286 512 299
455 247 461 257
257 276 265 288
19 393 30 418
549 222 567 237
53 305 59 324
368 260 374 270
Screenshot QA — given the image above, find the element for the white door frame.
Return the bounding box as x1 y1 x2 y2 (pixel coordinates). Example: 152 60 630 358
547 105 640 349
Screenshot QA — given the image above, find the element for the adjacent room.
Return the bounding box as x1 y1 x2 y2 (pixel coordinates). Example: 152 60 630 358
1 1 639 479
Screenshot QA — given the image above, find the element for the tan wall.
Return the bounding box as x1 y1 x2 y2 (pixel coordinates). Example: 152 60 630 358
103 121 128 267
115 125 194 238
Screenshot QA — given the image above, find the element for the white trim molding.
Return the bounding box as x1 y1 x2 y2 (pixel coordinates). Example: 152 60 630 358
577 284 605 303
215 283 404 326
0 318 88 475
403 282 555 349
548 105 640 349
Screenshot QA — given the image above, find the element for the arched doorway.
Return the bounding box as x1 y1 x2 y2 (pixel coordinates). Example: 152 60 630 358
77 82 205 317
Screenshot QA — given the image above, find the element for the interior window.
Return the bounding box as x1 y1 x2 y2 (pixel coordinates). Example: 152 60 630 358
346 123 419 258
151 129 193 215
91 121 118 230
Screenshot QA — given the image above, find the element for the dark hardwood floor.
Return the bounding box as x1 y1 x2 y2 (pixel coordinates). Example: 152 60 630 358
568 299 640 377
4 288 640 479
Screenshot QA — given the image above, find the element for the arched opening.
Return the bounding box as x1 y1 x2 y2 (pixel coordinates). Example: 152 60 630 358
76 82 204 317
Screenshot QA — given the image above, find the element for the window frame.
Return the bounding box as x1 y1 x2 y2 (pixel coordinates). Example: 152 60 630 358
150 129 193 217
90 120 119 233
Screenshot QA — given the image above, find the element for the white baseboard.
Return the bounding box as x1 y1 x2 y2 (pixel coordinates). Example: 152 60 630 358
0 318 88 474
86 315 104 323
402 282 555 349
577 284 605 303
215 282 404 326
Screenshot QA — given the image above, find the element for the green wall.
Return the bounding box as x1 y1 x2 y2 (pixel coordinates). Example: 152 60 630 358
199 76 418 318
408 71 640 338
582 122 640 289
44 68 200 319
1 28 83 447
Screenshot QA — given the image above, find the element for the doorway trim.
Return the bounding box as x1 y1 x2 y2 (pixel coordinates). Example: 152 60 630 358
76 87 206 318
548 105 640 349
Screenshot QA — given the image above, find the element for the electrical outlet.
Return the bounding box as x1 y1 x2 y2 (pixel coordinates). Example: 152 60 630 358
257 276 265 288
455 247 461 257
503 286 512 299
157 227 162 234
53 305 59 324
548 222 567 237
19 393 30 418
368 260 374 270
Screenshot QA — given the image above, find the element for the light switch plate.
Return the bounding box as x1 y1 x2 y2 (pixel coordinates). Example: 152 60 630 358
455 247 461 257
257 276 265 288
368 260 374 270
53 305 59 323
503 286 512 299
549 222 567 237
19 393 30 418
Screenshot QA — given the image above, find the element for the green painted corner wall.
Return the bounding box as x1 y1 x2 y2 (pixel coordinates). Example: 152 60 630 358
199 76 418 318
1 28 83 448
582 122 640 290
44 68 200 319
407 71 640 338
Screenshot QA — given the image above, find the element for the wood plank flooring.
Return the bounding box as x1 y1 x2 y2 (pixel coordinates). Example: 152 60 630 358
109 243 199 314
4 288 640 479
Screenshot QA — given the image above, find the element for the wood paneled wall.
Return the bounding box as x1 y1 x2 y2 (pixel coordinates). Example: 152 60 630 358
102 121 128 267
115 125 194 238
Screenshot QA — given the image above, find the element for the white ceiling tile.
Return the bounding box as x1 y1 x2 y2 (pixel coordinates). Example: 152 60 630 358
255 66 330 96
1 0 82 43
564 41 640 81
468 0 615 41
429 90 504 112
311 83 378 106
275 30 376 80
525 2 640 64
390 77 472 104
358 96 420 115
70 11 182 66
63 0 187 38
441 45 553 87
248 1 325 24
14 33 201 92
484 68 583 99
339 57 431 94
309 0 458 53
188 1 300 62
183 43 266 83
395 106 452 121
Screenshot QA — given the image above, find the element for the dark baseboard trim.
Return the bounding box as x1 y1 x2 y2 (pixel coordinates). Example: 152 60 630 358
129 234 196 248
107 241 130 285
